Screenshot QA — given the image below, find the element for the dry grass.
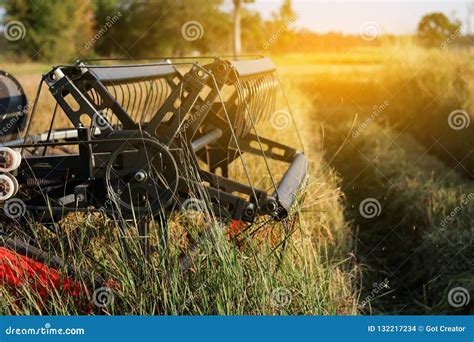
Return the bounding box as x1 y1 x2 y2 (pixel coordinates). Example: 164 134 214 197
297 45 473 314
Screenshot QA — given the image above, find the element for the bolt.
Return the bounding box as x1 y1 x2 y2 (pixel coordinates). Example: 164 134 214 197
244 206 255 217
135 171 147 182
266 201 277 212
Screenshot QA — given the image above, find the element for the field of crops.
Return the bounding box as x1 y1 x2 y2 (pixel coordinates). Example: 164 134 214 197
1 43 472 314
292 43 473 314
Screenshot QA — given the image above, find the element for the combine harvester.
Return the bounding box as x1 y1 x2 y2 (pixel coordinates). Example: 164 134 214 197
0 57 307 294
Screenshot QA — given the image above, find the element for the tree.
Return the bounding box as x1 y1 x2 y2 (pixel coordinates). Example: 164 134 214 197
90 0 125 57
232 0 254 55
3 0 94 61
103 0 229 57
262 0 297 53
417 12 461 47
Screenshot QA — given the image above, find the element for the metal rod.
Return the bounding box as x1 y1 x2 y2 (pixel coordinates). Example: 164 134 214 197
191 129 222 152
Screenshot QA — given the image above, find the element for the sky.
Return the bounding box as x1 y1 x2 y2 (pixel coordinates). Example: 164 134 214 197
224 0 473 35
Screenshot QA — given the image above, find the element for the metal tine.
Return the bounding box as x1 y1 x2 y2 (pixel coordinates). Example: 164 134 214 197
231 70 280 196
109 84 118 106
263 73 276 124
254 75 265 125
129 82 138 120
128 82 134 119
235 83 243 135
258 73 275 125
142 81 150 119
144 79 158 123
129 82 137 121
94 87 103 107
153 78 163 121
247 78 256 131
253 76 262 124
149 79 161 123
140 81 151 122
262 75 270 124
248 78 257 134
242 79 253 135
236 78 250 135
121 83 130 114
108 85 119 126
115 83 125 121
259 73 273 125
236 81 247 136
231 70 277 138
137 81 145 122
139 80 153 123
100 75 174 126
88 87 98 108
235 81 244 136
147 78 161 123
259 75 269 125
158 78 169 119
135 81 144 122
245 76 261 135
270 74 278 120
246 78 254 125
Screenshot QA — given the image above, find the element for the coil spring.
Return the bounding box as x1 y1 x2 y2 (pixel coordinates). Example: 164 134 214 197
26 178 60 187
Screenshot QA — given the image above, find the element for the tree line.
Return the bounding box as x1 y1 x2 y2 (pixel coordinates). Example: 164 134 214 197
0 0 469 62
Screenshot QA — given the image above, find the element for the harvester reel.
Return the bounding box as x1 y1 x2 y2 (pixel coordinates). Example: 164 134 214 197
105 139 179 215
0 56 308 257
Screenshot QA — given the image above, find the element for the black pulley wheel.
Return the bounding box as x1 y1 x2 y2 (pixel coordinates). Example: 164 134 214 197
105 139 178 215
0 71 28 141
